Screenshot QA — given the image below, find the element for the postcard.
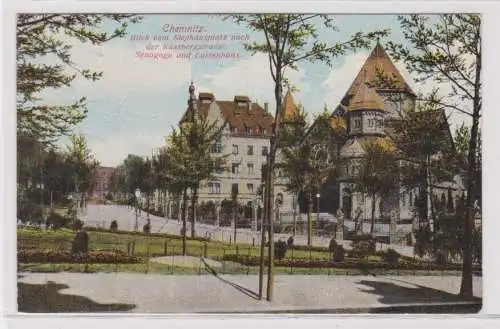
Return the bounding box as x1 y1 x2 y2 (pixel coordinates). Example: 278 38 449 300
12 12 483 315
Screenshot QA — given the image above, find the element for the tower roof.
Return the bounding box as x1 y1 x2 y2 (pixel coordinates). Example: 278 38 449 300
342 42 414 105
348 81 385 112
281 89 300 122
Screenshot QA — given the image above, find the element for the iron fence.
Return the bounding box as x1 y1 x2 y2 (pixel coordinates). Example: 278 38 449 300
17 231 479 276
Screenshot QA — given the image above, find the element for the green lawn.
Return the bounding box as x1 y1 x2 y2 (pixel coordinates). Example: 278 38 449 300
17 227 340 261
20 227 467 276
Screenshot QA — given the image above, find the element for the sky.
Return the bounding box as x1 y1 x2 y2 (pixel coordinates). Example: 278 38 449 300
38 14 471 167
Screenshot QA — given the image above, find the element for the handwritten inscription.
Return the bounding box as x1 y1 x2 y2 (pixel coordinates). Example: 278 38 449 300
130 24 249 61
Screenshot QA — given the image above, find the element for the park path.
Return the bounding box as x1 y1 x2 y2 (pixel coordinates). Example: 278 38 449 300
17 272 482 313
79 204 416 257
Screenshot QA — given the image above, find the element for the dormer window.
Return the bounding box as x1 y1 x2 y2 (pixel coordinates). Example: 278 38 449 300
246 127 252 136
232 127 238 134
262 128 267 135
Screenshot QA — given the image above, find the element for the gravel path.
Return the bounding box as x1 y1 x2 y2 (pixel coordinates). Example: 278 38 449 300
17 272 482 313
149 256 222 268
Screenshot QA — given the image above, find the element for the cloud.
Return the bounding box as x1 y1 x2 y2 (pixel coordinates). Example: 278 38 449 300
86 132 169 167
39 38 192 105
322 51 370 109
198 53 310 106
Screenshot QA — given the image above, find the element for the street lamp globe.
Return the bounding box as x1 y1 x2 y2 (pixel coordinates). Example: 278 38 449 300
316 193 321 198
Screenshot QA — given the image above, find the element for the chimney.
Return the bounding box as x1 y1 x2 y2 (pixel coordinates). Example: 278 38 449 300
264 102 269 113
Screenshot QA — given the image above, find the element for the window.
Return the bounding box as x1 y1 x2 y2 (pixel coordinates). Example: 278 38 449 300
215 160 223 174
214 183 221 194
247 163 254 175
402 191 407 206
409 191 413 206
232 163 239 174
232 144 239 155
247 183 254 193
354 119 361 128
246 127 252 136
232 127 238 133
211 141 221 153
262 128 267 135
262 146 268 156
368 119 374 127
247 145 254 155
207 182 214 194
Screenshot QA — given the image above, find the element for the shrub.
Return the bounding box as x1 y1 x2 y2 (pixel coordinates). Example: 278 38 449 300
73 219 84 231
434 252 448 266
110 220 118 231
332 245 345 262
71 231 89 254
274 240 288 260
18 250 140 264
143 223 151 234
287 236 294 249
351 237 376 259
328 238 338 253
382 249 401 267
46 212 69 230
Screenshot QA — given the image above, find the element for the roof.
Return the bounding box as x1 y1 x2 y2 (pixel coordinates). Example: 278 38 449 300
341 42 415 106
179 94 274 137
360 136 397 154
340 138 365 158
329 116 347 132
281 89 300 123
348 82 385 112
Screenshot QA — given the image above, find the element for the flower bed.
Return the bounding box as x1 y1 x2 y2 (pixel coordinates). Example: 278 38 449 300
221 254 481 272
84 227 211 242
18 250 141 264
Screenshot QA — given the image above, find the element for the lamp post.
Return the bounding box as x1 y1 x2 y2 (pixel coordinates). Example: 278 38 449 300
316 193 320 240
135 188 141 231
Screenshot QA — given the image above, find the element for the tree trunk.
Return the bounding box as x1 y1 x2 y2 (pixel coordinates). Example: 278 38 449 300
460 51 481 298
292 193 297 237
233 201 237 243
181 188 188 256
265 76 283 302
370 194 376 234
190 187 198 238
307 194 313 246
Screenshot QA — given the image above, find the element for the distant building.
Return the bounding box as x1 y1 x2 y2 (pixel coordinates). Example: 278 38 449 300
305 41 465 242
170 84 300 228
93 166 114 198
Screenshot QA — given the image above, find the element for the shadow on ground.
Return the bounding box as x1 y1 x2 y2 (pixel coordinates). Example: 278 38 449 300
18 281 136 313
202 258 260 300
356 279 481 313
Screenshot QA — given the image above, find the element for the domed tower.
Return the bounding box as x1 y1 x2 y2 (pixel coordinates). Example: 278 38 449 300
183 81 198 126
338 79 387 223
347 74 386 137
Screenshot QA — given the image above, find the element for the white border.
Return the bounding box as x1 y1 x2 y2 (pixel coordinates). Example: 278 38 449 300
2 0 500 328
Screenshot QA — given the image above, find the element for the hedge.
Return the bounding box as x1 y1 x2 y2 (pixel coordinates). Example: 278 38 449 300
18 250 141 264
221 254 481 271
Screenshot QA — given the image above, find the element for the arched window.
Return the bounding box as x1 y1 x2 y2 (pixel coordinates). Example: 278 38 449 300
342 188 353 220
